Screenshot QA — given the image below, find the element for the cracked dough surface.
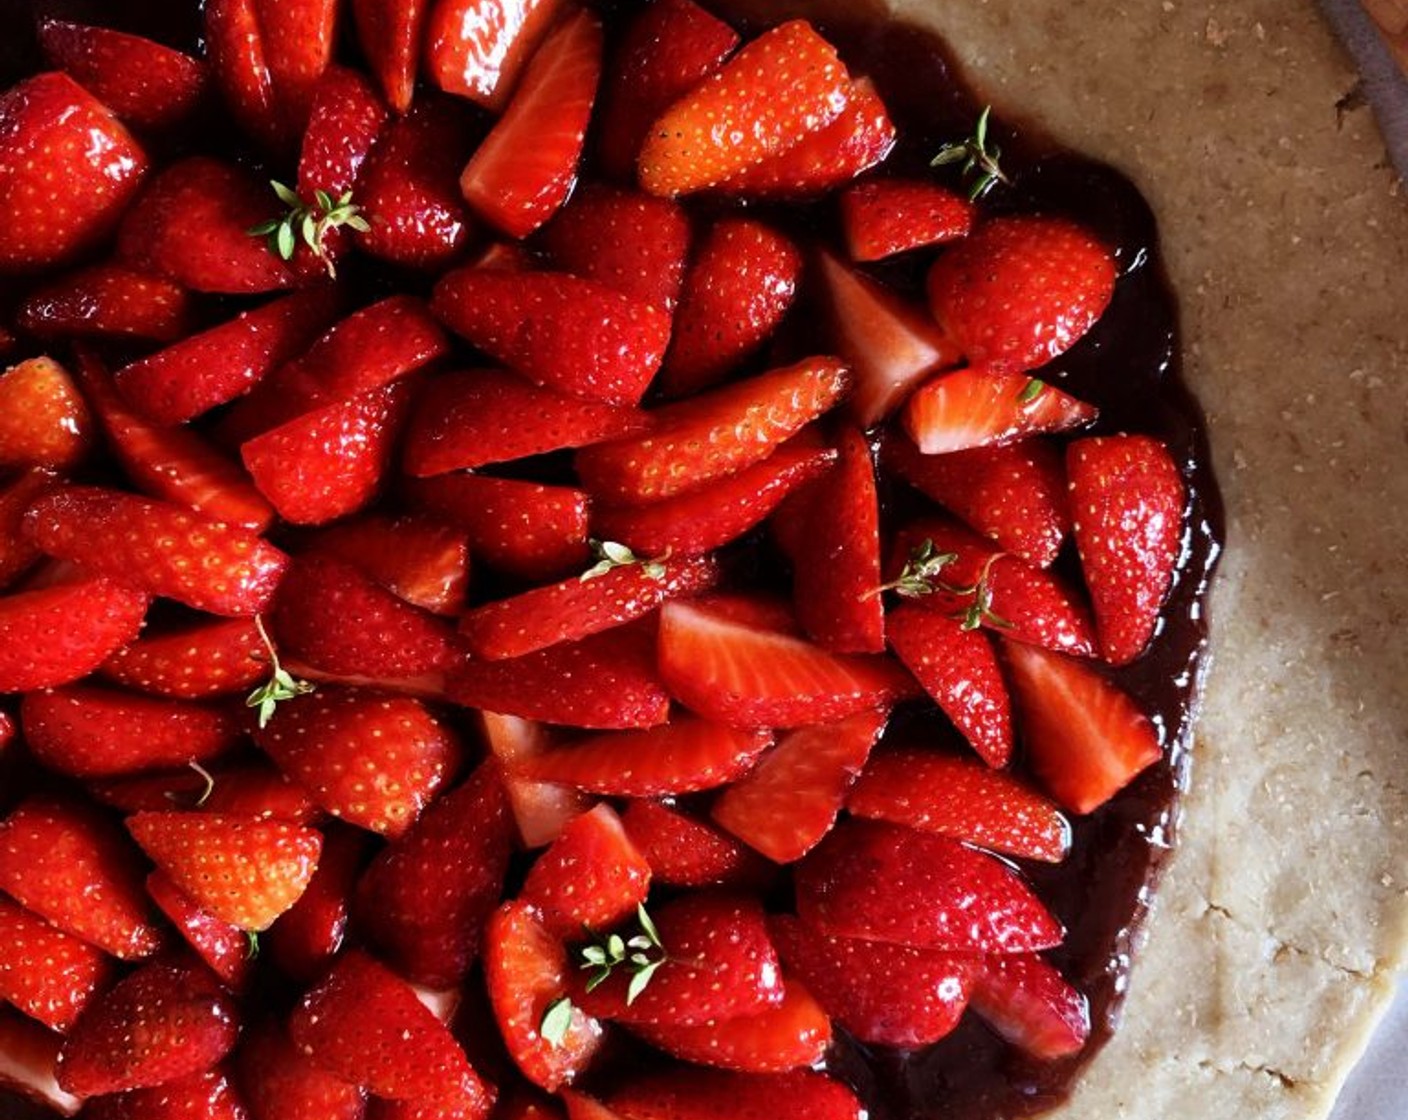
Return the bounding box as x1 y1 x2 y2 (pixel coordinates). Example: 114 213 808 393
883 0 1408 1115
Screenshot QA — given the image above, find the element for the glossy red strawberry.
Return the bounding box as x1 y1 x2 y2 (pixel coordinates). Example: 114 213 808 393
620 800 770 889
145 872 253 990
99 616 266 700
970 954 1091 1059
520 804 651 938
0 1006 82 1117
17 265 192 343
841 178 975 261
83 1066 250 1120
0 578 149 693
238 1018 368 1120
90 760 319 823
425 0 566 110
479 712 591 849
902 366 1097 455
203 0 280 146
256 0 342 145
266 824 367 983
606 1068 864 1120
352 0 431 112
306 513 470 615
0 470 54 590
0 896 115 1033
0 358 91 471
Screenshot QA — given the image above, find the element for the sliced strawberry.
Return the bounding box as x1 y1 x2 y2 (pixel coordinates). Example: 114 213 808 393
1002 639 1163 814
710 708 885 863
902 366 1097 456
99 616 265 700
0 1008 82 1117
1067 435 1186 665
658 597 914 728
306 513 470 615
55 960 238 1097
769 914 979 1047
20 685 242 780
238 1018 368 1120
0 579 149 693
37 20 206 131
560 1092 623 1120
367 1072 494 1120
620 800 770 889
971 953 1091 1059
432 268 670 406
0 470 55 590
145 872 252 990
89 759 319 823
0 72 147 271
659 219 803 397
18 265 191 343
502 1090 569 1120
841 179 975 261
520 804 651 938
638 21 850 196
266 824 369 984
256 0 341 141
607 1069 863 1120
461 9 603 239
479 711 592 848
796 820 1063 953
0 895 115 1034
203 0 281 147
84 1067 252 1120
927 216 1118 373
425 0 566 110
485 900 604 1092
0 358 92 471
353 0 432 112
403 369 648 477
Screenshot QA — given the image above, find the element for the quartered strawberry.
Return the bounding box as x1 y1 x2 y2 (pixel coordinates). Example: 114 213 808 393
0 470 54 591
0 72 147 270
25 486 288 617
80 1065 250 1120
579 358 849 504
927 216 1119 373
595 0 739 179
606 1068 864 1120
0 895 115 1034
769 914 979 1047
432 268 670 407
99 616 265 700
90 760 319 823
239 1018 368 1120
461 554 718 660
795 820 1063 954
306 513 470 615
485 900 604 1091
403 369 648 477
1067 435 1186 665
882 433 1070 567
970 953 1091 1060
203 0 280 147
256 687 461 838
56 960 239 1097
0 1007 82 1117
814 251 960 428
21 685 242 780
658 597 914 728
266 824 368 983
352 0 431 112
659 219 802 397
710 708 885 864
1002 639 1162 814
620 801 770 889
17 265 192 343
256 0 341 141
841 179 975 261
902 366 1097 456
480 711 592 849
461 9 603 239
638 20 851 196
849 749 1071 862
516 717 772 796
425 0 566 110
520 804 651 938
0 358 92 471
145 872 252 991
37 20 206 131
0 578 149 693
885 606 1013 766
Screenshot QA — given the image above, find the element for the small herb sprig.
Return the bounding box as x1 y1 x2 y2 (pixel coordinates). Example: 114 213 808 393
248 181 370 278
246 616 315 729
580 539 669 582
931 105 1011 201
872 538 1012 632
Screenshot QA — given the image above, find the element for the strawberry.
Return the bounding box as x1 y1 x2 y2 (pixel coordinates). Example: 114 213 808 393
813 250 961 428
593 438 837 558
432 268 670 407
82 1067 251 1120
902 365 1097 456
1067 435 1186 665
1002 639 1162 814
56 959 238 1097
37 20 206 131
520 804 651 938
406 474 591 581
460 9 603 239
0 358 92 471
658 219 803 397
479 711 592 849
0 72 147 270
25 486 288 617
403 369 648 477
90 760 320 823
769 915 979 1047
0 895 115 1033
638 21 851 196
849 749 1071 862
306 513 470 615
795 820 1063 954
717 77 895 197
369 1075 496 1120
461 554 718 660
0 796 163 959
579 358 849 503
885 606 1013 766
266 824 369 983
595 0 739 179
657 597 914 728
99 617 266 700
485 900 604 1091
203 0 281 147
515 717 772 796
631 981 831 1073
606 1069 863 1120
882 433 1071 567
145 872 253 990
0 1007 82 1117
560 1092 622 1120
620 801 771 889
425 0 566 110
17 265 192 343
256 0 341 140
971 953 1091 1059
840 179 975 261
256 687 461 837
0 470 54 590
0 578 149 693
494 1090 566 1120
20 685 242 780
927 216 1118 373
353 0 432 112
290 950 490 1104
238 1018 368 1120
710 708 885 864
355 765 513 986
540 187 691 312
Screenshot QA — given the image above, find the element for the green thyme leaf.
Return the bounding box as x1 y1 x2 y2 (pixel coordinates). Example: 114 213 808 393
539 997 574 1047
580 540 671 583
245 616 314 729
249 180 369 279
931 105 1011 201
1018 378 1047 404
573 903 668 1004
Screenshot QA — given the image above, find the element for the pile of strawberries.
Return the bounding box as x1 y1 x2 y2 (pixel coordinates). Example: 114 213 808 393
0 1 1199 1118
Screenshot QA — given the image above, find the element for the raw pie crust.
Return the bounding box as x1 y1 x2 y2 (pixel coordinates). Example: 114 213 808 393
884 0 1408 1115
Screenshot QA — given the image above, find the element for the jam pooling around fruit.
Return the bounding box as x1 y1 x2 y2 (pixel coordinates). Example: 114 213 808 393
0 1 1223 1118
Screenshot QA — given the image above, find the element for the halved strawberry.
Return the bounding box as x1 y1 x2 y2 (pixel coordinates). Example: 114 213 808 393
0 358 91 472
902 366 1097 456
0 579 149 693
266 824 369 983
89 760 319 823
145 872 252 990
970 953 1091 1059
620 801 771 889
305 513 470 615
520 804 651 938
0 470 54 591
840 179 975 261
480 712 592 848
0 896 115 1034
17 265 192 343
99 616 265 700
204 0 281 147
795 820 1063 953
607 1069 863 1120
0 1007 82 1116
638 21 851 196
85 1066 250 1120
710 708 885 863
425 0 566 110
1002 639 1162 814
239 1018 369 1120
460 9 603 238
352 0 430 112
